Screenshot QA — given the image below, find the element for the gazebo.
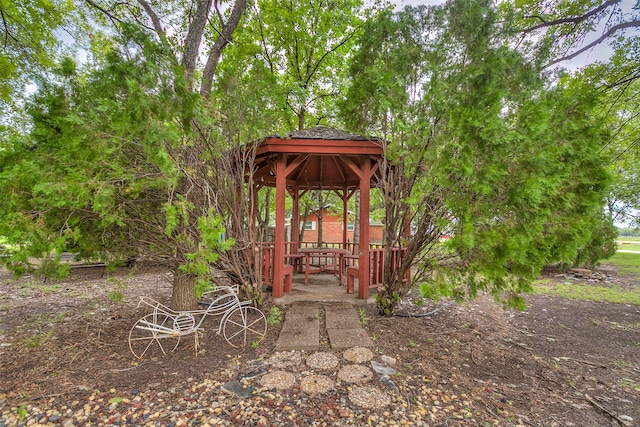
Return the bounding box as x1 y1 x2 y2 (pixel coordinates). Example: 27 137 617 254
250 127 400 299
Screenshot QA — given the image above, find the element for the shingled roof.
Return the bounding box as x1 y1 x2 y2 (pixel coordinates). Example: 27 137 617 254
284 126 377 141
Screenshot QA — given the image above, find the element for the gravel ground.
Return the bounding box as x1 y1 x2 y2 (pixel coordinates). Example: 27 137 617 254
2 263 638 427
1 346 497 427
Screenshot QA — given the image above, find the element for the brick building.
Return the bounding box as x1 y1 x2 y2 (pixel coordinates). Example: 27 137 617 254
296 207 384 244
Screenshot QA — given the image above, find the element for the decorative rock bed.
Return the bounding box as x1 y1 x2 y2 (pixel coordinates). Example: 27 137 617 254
259 370 296 390
305 351 339 371
348 385 391 408
226 347 398 409
267 350 303 369
343 346 374 364
337 364 374 384
299 374 335 394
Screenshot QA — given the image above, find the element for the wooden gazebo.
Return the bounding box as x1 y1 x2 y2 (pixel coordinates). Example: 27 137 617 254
251 127 386 299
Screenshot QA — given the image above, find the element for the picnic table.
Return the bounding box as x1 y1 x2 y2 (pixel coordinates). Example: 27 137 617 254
298 247 349 286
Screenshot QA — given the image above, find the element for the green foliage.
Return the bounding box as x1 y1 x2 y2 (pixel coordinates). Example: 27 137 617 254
358 309 368 327
0 1 72 104
16 405 27 422
572 215 618 268
508 1 640 228
2 0 630 315
412 296 425 307
0 28 198 276
341 4 431 135
343 0 613 315
0 23 241 311
181 210 234 296
107 277 128 302
582 56 640 229
374 291 401 317
35 259 70 280
220 0 364 131
22 330 53 348
267 306 283 325
107 291 124 302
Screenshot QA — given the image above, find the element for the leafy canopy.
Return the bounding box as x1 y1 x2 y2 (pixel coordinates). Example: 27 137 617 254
341 0 612 313
0 26 228 284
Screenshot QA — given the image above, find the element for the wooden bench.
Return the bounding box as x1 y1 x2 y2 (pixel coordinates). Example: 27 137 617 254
261 262 294 292
284 253 303 272
346 266 358 294
283 264 294 292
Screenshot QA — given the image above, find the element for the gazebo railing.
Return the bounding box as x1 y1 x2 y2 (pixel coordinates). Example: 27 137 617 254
257 241 408 291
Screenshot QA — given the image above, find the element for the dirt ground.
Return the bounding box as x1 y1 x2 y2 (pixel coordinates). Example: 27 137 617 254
0 262 639 426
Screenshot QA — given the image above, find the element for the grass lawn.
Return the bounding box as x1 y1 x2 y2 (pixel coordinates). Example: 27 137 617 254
531 281 640 305
617 236 640 251
617 242 640 251
532 252 640 305
606 252 640 275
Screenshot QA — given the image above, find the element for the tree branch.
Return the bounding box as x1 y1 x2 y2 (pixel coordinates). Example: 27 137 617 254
606 69 640 90
306 26 361 86
545 19 640 67
0 8 21 48
1 8 9 47
522 0 621 34
253 3 275 74
136 0 164 37
84 0 125 26
199 0 247 99
213 0 224 27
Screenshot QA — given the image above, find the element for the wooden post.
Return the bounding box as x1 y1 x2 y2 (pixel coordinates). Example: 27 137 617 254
291 187 300 253
273 155 286 298
291 187 300 271
359 158 371 299
342 188 349 249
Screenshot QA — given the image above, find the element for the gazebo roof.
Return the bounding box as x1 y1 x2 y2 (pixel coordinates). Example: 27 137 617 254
281 127 377 141
253 126 383 190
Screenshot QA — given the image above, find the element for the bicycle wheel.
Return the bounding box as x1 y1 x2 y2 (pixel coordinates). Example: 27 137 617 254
222 306 267 348
128 313 181 359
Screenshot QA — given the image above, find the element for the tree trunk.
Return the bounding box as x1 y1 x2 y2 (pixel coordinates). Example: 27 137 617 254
182 0 212 80
316 191 323 245
299 204 310 242
257 187 272 242
171 270 199 311
353 191 360 248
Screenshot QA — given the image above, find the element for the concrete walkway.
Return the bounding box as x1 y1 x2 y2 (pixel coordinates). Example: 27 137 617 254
275 302 374 351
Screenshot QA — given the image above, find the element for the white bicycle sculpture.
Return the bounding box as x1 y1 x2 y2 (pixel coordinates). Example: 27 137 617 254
128 285 267 359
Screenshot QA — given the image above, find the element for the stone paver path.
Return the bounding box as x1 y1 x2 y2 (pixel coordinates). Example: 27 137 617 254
275 302 373 351
275 303 320 351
